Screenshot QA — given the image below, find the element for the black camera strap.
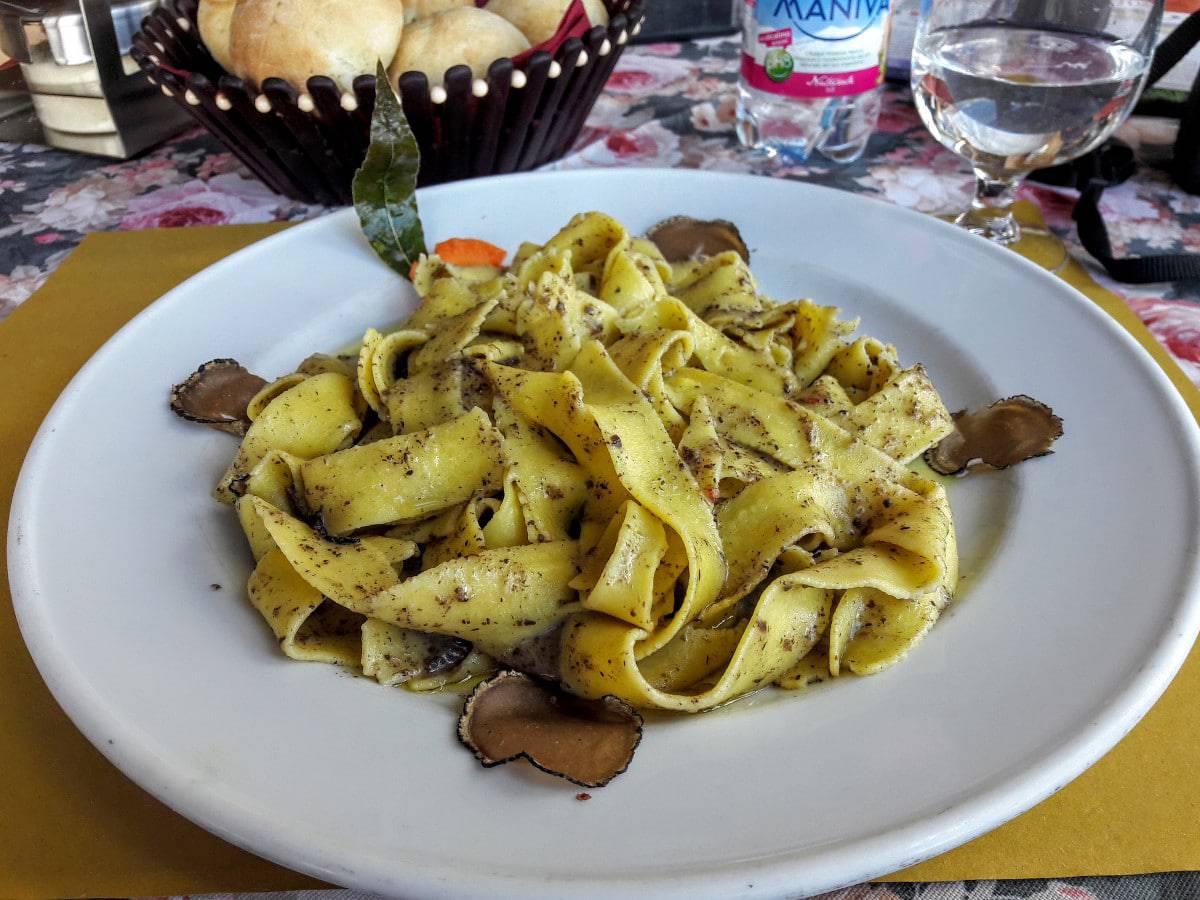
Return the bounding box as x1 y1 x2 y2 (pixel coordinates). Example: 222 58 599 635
1040 10 1200 284
1073 141 1200 282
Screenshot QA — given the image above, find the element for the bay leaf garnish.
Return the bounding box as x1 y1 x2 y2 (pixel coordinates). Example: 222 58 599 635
352 64 428 279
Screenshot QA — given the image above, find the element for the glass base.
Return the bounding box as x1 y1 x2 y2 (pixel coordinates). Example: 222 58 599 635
937 211 1068 273
954 209 1021 245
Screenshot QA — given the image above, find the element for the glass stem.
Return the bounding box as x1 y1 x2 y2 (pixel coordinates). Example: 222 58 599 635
955 171 1022 245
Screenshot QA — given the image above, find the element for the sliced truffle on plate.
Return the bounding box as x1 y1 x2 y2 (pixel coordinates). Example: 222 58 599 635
458 671 642 788
926 395 1063 476
426 636 473 675
646 216 750 263
361 619 473 686
169 359 267 436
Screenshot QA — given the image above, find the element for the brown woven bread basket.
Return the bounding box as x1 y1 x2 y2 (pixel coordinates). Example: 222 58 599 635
131 0 644 204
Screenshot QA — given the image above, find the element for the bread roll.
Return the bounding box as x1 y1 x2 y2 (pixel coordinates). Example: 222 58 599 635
486 0 609 46
229 0 406 90
402 0 473 24
197 0 238 72
388 7 530 85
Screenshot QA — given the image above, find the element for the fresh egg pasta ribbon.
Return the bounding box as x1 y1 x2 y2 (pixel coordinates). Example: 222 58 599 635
483 338 726 658
216 371 363 501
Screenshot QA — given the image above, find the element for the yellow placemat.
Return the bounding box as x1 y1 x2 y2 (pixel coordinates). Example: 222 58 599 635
0 208 1197 898
0 225 328 899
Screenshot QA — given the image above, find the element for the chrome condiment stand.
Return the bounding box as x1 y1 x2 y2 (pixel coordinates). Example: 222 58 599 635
0 0 190 156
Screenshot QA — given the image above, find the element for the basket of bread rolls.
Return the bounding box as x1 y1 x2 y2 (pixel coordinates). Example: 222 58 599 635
131 0 643 204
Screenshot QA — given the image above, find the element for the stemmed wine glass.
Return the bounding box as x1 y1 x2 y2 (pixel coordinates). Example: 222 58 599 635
911 0 1164 245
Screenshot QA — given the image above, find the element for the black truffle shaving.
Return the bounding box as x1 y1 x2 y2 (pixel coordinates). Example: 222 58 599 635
309 514 363 546
457 671 643 788
169 359 267 436
925 394 1064 476
228 474 251 498
425 637 472 676
645 216 751 264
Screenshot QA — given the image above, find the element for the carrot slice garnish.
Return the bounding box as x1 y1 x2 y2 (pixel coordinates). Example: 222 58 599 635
434 238 507 268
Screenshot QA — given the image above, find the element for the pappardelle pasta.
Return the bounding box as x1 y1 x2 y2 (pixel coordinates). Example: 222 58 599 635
208 211 958 714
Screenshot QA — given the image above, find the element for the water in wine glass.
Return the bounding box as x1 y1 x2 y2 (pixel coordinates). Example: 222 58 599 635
911 23 1151 174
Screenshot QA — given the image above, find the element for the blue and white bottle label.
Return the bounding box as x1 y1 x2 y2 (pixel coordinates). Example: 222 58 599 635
741 0 892 98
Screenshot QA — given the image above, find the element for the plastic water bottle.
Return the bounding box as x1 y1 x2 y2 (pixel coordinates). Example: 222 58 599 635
737 0 892 163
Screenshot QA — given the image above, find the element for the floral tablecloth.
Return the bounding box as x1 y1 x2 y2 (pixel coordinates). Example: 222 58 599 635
2 34 1199 900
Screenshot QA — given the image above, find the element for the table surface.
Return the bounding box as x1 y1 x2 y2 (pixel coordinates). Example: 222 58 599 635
2 34 1199 900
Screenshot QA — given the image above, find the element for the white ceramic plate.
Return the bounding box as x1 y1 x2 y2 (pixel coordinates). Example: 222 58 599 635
11 170 1200 899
